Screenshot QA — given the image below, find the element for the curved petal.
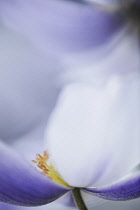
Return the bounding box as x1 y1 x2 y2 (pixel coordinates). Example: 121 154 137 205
0 0 124 53
84 171 140 200
45 76 140 187
0 142 70 206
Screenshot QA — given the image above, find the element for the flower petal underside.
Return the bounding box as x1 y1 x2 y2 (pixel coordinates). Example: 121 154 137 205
0 142 70 206
84 171 140 200
0 0 124 52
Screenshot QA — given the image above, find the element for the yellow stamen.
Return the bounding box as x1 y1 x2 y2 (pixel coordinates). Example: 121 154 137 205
32 150 71 187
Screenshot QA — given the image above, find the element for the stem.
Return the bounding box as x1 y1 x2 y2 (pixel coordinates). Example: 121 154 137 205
72 188 88 210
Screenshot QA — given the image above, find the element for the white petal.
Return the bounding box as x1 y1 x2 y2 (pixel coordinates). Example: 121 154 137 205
45 75 140 187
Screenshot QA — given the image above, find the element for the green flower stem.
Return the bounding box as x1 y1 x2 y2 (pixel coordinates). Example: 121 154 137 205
72 188 88 210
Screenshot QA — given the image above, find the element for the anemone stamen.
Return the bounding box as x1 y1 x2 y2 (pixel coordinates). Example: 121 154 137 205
32 150 71 187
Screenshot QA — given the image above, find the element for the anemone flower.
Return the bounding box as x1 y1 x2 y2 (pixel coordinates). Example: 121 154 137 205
0 82 140 210
0 0 140 210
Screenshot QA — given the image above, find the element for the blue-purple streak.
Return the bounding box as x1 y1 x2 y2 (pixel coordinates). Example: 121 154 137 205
84 172 140 200
0 0 124 52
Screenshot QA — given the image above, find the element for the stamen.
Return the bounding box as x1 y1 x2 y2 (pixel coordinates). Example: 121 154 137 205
32 160 37 163
32 150 71 187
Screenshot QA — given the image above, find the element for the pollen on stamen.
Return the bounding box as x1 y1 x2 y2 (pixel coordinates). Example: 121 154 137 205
32 160 37 163
32 150 71 187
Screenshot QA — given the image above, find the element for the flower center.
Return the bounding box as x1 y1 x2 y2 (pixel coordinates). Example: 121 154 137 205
32 151 70 187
